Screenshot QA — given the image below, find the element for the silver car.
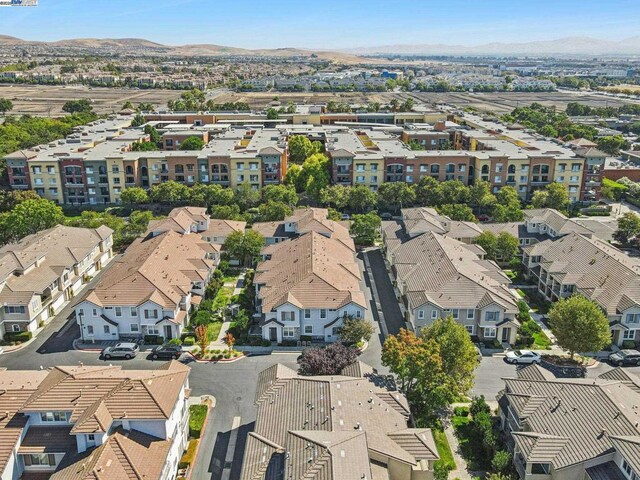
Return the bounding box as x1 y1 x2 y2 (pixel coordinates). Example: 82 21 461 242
101 342 140 360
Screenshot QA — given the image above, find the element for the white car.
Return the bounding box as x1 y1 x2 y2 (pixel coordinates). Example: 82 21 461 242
505 350 541 365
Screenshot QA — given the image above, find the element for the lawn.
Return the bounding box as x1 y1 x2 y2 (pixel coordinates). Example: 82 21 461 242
207 322 223 341
452 409 493 471
433 428 456 471
212 286 234 311
189 404 208 439
533 331 552 349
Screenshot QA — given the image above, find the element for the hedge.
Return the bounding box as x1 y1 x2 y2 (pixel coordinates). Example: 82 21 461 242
189 404 208 439
183 336 195 346
178 439 198 469
5 331 32 343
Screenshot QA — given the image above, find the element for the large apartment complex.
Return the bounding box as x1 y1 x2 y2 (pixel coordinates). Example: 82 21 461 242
254 208 367 343
4 109 610 205
0 361 190 480
241 362 439 480
498 364 640 480
0 225 114 340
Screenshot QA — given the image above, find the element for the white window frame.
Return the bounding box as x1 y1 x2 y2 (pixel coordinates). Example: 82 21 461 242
304 309 311 319
304 325 313 335
418 309 425 320
320 309 327 319
283 327 296 338
623 330 637 341
431 310 438 319
467 309 475 320
130 324 140 333
483 327 497 338
103 325 110 334
465 325 475 335
115 307 122 317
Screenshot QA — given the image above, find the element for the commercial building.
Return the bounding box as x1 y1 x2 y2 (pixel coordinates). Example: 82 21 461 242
0 225 114 339
241 362 439 480
0 361 190 480
498 364 640 480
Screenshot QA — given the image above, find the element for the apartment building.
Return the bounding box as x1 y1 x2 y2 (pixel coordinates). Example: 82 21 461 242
498 364 640 480
0 361 190 480
384 227 520 343
254 209 366 343
75 226 216 342
522 232 640 346
241 362 439 480
0 225 114 340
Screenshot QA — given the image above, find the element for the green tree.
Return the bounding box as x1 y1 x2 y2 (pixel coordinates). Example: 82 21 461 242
347 185 377 213
288 135 321 164
131 113 146 127
210 204 244 221
614 212 640 245
439 180 470 205
131 141 158 152
319 185 349 210
377 182 416 213
495 231 520 263
257 201 293 222
298 153 331 201
266 108 279 120
350 212 381 245
545 182 570 211
62 99 93 114
283 164 303 190
188 184 235 208
548 296 610 359
120 187 149 204
235 182 261 210
473 231 498 260
0 198 64 245
413 176 441 206
597 135 630 155
149 180 190 205
339 317 375 344
262 184 298 207
223 230 265 266
179 136 205 150
469 180 497 214
0 189 40 212
0 98 13 115
122 101 134 110
437 204 476 222
144 124 162 146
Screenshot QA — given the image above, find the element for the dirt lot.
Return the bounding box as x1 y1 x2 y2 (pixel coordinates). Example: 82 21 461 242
210 90 640 114
0 84 182 116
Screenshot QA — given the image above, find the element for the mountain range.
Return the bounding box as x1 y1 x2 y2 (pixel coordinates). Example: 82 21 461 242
1 35 640 58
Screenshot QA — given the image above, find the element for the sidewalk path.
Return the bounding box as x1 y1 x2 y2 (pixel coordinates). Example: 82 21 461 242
444 422 472 480
530 312 557 343
210 321 231 348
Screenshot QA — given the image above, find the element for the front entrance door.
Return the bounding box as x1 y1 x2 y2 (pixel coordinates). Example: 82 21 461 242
269 327 277 342
501 327 511 343
164 325 173 340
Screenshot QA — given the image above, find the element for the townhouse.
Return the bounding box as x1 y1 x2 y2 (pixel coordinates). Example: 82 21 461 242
253 207 351 245
498 364 640 480
75 221 216 342
0 225 113 340
0 361 190 480
241 362 439 480
522 231 640 346
253 208 366 343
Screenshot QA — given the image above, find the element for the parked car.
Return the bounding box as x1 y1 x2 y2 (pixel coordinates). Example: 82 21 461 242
151 343 183 360
474 344 482 362
609 349 640 367
101 342 140 360
505 350 541 365
340 214 351 220
380 213 393 220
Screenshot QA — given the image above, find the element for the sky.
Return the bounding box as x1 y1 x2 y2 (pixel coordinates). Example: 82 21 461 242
0 0 639 50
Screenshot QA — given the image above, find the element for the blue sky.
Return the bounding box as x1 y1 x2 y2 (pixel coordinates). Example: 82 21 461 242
1 0 639 49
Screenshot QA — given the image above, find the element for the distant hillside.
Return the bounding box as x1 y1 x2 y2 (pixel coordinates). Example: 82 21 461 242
50 38 166 49
343 36 640 56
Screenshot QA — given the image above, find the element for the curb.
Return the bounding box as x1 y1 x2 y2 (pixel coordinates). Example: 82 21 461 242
72 338 104 352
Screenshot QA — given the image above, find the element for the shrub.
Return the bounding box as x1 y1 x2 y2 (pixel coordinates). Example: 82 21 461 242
434 462 453 480
183 336 195 346
189 404 208 439
470 396 491 418
454 406 469 417
298 342 358 376
144 334 163 345
492 450 512 474
178 439 198 469
622 340 637 349
5 331 32 343
168 338 182 346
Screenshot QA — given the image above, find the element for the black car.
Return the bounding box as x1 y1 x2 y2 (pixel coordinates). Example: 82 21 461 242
151 344 183 360
609 349 640 366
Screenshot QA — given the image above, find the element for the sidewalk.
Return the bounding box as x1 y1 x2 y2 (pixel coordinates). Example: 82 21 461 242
444 422 472 480
530 312 556 343
209 321 231 348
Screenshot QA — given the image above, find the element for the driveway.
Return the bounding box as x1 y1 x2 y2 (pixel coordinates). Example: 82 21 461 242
361 248 407 335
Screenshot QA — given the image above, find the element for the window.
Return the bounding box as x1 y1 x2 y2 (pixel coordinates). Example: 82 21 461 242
467 309 475 320
431 310 438 319
452 309 459 319
146 326 159 335
355 310 361 318
103 325 110 334
283 327 296 338
370 164 378 172
420 164 428 172
485 311 499 322
24 454 56 467
406 165 414 173
465 325 475 334
623 330 637 341
130 307 136 316
494 176 502 183
144 309 159 319
40 411 68 422
115 307 122 317
304 325 313 335
87 325 94 335
88 434 95 442
320 309 327 319
627 314 640 324
483 327 497 338
4 306 25 314
304 309 311 319
623 459 638 480
495 163 503 173
418 310 425 320
12 324 20 332
130 324 140 333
